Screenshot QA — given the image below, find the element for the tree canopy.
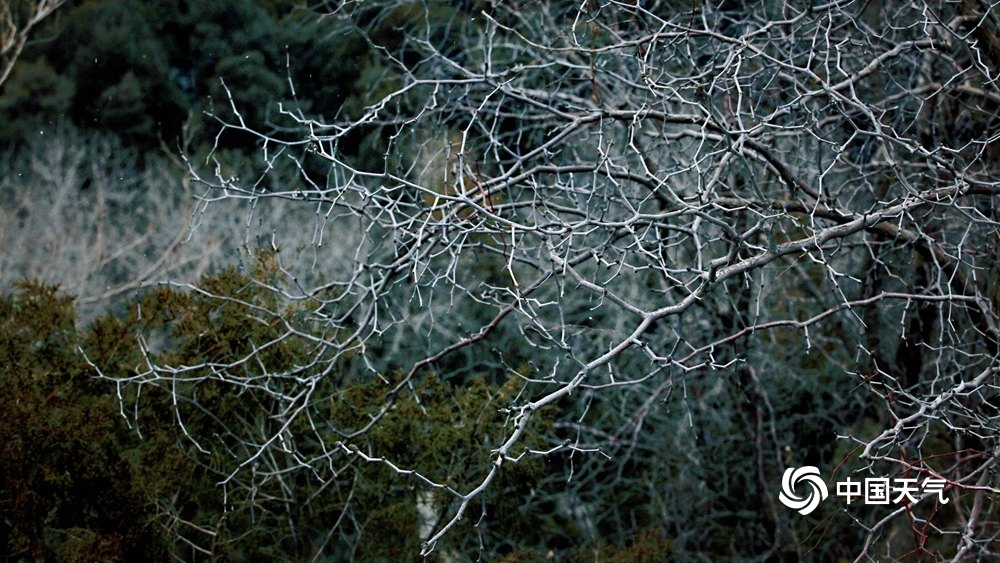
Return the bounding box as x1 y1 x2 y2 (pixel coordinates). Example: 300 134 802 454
2 0 1000 561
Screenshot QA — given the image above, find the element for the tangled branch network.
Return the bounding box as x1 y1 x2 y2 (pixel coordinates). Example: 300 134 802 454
111 1 1000 559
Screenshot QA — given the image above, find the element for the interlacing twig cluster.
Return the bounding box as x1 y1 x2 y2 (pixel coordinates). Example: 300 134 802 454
107 2 1000 559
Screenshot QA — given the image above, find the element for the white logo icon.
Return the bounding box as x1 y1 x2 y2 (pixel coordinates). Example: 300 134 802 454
779 466 829 515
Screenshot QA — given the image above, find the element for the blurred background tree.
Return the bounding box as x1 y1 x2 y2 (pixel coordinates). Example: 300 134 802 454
0 282 168 561
0 0 63 89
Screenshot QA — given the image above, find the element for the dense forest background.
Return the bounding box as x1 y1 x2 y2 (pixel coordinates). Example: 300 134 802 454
1 0 393 322
2 1 1000 561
